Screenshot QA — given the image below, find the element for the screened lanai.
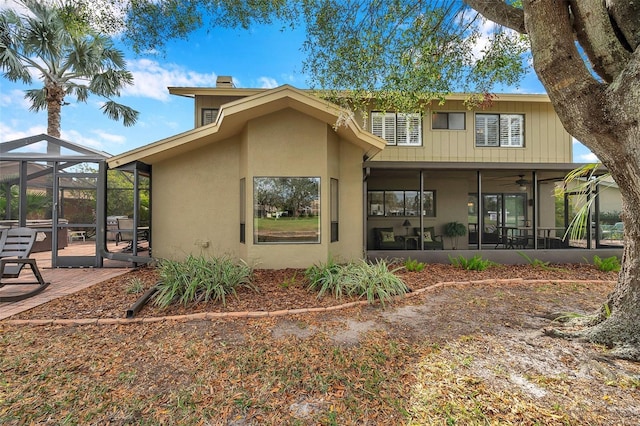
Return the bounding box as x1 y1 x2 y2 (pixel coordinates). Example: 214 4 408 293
364 162 624 264
0 134 151 267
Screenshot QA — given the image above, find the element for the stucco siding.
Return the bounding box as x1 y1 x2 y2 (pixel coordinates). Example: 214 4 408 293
244 109 329 268
151 136 241 262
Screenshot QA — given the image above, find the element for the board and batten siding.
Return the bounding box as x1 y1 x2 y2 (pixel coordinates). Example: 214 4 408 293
370 99 572 163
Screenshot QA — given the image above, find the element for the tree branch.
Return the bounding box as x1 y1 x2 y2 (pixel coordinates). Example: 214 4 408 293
524 0 604 138
463 0 526 34
606 0 640 51
569 0 630 83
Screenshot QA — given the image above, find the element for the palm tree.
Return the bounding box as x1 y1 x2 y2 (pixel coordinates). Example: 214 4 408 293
0 0 138 146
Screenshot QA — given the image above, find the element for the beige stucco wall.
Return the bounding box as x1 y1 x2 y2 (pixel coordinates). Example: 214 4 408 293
367 99 572 164
151 136 241 262
149 107 366 269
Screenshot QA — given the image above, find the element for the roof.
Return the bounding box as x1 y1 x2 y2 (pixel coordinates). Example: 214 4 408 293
108 85 386 168
168 86 552 103
0 134 111 162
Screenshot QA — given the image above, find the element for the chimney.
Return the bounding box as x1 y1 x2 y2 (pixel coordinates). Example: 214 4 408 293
216 76 235 88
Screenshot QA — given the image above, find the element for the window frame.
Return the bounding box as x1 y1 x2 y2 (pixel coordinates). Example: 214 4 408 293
367 190 436 217
253 177 321 244
432 112 466 130
371 111 422 146
201 108 219 126
330 178 339 242
475 113 524 147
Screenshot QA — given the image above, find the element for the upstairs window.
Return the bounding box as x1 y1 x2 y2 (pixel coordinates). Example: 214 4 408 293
432 112 465 130
201 108 219 126
371 112 422 146
475 113 524 147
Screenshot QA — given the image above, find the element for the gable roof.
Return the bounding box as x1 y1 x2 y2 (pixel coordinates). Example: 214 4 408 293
1 134 111 161
108 85 386 168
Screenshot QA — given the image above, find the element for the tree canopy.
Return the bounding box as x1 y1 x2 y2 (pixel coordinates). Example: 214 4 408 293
0 0 139 137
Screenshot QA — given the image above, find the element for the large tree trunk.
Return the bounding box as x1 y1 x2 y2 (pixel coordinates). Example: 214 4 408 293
523 0 640 359
45 80 63 141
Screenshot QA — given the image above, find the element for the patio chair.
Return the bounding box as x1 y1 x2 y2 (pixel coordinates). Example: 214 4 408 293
413 227 444 250
0 227 50 302
116 218 148 251
373 227 405 250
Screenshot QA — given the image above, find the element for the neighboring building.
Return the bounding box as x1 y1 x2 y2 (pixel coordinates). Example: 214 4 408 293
107 79 621 268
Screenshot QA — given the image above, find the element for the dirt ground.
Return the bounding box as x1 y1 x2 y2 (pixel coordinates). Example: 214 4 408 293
2 263 640 425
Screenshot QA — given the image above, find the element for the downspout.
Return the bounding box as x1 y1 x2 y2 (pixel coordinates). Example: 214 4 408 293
477 170 482 249
419 169 424 250
594 182 601 248
533 171 538 249
363 166 370 255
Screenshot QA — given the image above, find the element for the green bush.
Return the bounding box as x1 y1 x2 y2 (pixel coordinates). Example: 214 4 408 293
592 255 621 272
153 255 254 307
404 257 426 272
449 254 495 271
305 258 408 305
305 257 346 298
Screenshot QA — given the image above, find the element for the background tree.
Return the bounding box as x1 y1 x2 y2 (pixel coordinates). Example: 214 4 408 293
0 0 139 146
74 0 640 358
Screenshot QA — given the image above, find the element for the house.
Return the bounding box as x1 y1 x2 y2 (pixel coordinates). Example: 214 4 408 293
107 78 622 268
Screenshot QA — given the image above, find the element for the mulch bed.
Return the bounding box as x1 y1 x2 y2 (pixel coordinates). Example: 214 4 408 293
9 263 618 320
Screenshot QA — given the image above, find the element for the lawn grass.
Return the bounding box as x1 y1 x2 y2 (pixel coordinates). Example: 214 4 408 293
255 216 319 232
2 319 637 425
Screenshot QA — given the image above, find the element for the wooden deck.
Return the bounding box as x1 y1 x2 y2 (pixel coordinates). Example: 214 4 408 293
0 240 147 320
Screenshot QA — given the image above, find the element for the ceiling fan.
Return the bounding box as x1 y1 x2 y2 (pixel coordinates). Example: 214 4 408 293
515 175 530 191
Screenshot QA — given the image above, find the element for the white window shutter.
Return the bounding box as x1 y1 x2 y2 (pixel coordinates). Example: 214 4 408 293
476 114 499 146
371 113 384 138
396 113 421 145
371 112 396 144
383 113 396 144
500 115 524 147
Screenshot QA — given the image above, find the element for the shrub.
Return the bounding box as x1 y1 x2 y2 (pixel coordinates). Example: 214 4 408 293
404 257 426 272
305 257 346 298
449 254 495 271
153 255 254 307
125 277 145 294
305 258 408 305
592 255 621 272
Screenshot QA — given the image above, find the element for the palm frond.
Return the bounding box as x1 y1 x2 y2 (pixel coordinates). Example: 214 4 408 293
25 88 47 112
90 69 134 96
1 0 136 130
101 100 139 127
559 163 610 241
67 83 89 103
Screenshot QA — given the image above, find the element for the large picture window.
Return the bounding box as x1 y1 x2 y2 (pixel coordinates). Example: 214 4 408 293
368 190 435 217
253 177 320 244
475 113 524 147
371 112 422 146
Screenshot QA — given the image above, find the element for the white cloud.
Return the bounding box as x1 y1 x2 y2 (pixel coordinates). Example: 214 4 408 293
60 129 108 151
578 152 599 163
123 59 218 101
0 89 32 109
0 122 47 142
258 77 279 89
471 19 497 59
91 130 126 145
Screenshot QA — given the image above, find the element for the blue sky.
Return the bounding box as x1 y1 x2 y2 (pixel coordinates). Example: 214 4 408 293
0 10 596 162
